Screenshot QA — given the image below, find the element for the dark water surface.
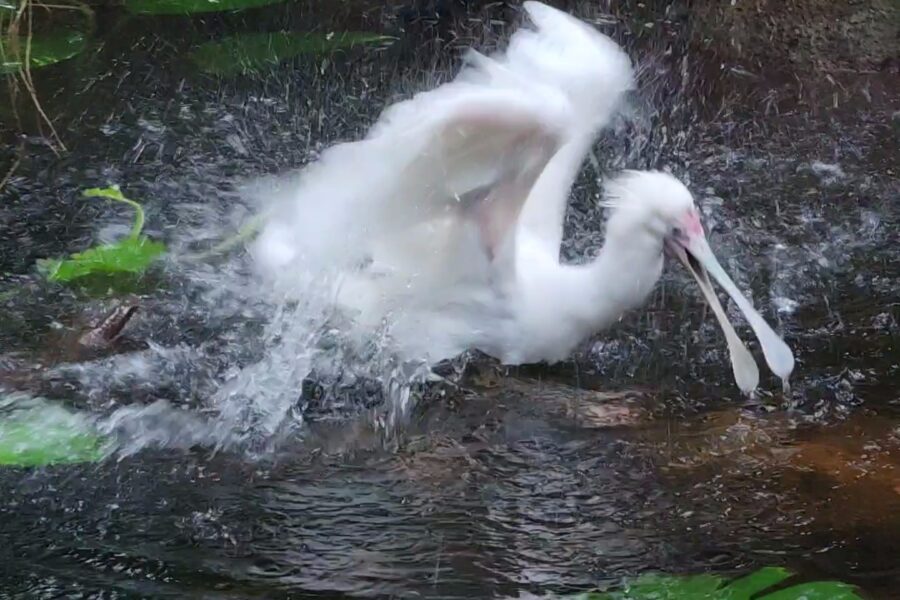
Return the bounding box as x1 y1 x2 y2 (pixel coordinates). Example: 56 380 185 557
1 1 898 598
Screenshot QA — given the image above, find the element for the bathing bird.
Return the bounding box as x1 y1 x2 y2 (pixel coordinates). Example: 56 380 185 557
252 1 794 392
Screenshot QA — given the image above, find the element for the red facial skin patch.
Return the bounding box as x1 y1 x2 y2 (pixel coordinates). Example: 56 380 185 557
684 209 704 236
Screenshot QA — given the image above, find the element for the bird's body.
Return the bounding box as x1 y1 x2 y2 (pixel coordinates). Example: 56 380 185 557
253 2 794 392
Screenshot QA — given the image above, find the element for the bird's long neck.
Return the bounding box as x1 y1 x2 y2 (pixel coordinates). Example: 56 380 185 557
506 222 663 365
517 132 598 246
576 218 665 331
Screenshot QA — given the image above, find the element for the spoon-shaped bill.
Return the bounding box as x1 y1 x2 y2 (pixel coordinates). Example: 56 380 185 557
670 242 759 393
686 236 795 381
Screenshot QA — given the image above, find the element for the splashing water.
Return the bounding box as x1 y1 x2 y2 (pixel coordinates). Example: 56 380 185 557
1 2 899 597
1 0 894 466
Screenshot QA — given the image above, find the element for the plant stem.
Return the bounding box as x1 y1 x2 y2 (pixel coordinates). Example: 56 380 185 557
184 210 270 262
82 187 146 239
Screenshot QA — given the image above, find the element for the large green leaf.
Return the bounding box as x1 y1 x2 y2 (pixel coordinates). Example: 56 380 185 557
573 567 863 600
37 187 167 283
0 397 108 467
125 0 285 15
39 236 166 282
585 573 726 599
192 31 393 75
719 566 793 598
0 30 87 74
760 582 863 600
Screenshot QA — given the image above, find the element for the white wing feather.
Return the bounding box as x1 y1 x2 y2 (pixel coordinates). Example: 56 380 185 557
514 1 634 252
252 2 634 359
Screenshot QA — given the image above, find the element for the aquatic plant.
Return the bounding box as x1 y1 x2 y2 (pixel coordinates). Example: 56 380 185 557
0 0 94 156
192 31 394 75
38 187 166 283
1 0 90 75
0 395 108 467
0 28 86 74
572 566 863 600
125 0 285 15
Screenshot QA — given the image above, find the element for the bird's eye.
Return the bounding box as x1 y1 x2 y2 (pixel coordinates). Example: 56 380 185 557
671 227 684 239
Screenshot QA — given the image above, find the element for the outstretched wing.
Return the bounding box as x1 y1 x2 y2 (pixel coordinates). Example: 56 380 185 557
252 72 569 274
252 2 633 309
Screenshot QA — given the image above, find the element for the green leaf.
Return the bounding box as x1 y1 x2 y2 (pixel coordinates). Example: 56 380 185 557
192 31 394 76
0 397 109 467
125 0 286 15
39 236 166 282
581 573 724 599
611 573 726 599
565 568 865 600
0 30 87 74
38 186 166 283
759 582 863 600
720 566 793 599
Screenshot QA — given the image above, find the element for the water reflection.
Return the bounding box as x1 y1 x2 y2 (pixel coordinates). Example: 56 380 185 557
5 389 898 597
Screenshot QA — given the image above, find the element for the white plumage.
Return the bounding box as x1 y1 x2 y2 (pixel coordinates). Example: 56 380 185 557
252 2 794 392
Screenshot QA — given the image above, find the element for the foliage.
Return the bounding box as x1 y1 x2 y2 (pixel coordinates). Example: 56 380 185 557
0 29 87 74
192 31 394 75
125 0 286 16
0 0 96 155
0 396 108 467
185 210 269 261
40 237 167 282
572 567 863 600
38 187 166 283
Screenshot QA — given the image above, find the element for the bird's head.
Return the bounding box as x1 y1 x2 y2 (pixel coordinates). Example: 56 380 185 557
602 170 794 394
602 170 698 244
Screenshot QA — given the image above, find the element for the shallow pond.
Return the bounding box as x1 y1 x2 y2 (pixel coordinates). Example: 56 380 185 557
1 1 898 598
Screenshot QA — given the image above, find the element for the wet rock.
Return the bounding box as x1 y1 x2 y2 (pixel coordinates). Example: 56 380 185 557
455 358 655 430
650 408 900 530
77 301 140 351
785 414 900 493
0 298 142 397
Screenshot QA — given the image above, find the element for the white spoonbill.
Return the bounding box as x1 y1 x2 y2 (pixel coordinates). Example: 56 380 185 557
253 1 794 393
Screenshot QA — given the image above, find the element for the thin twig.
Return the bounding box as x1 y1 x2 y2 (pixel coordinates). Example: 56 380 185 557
20 0 66 153
1 13 24 130
33 2 87 11
3 0 69 154
0 141 25 192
